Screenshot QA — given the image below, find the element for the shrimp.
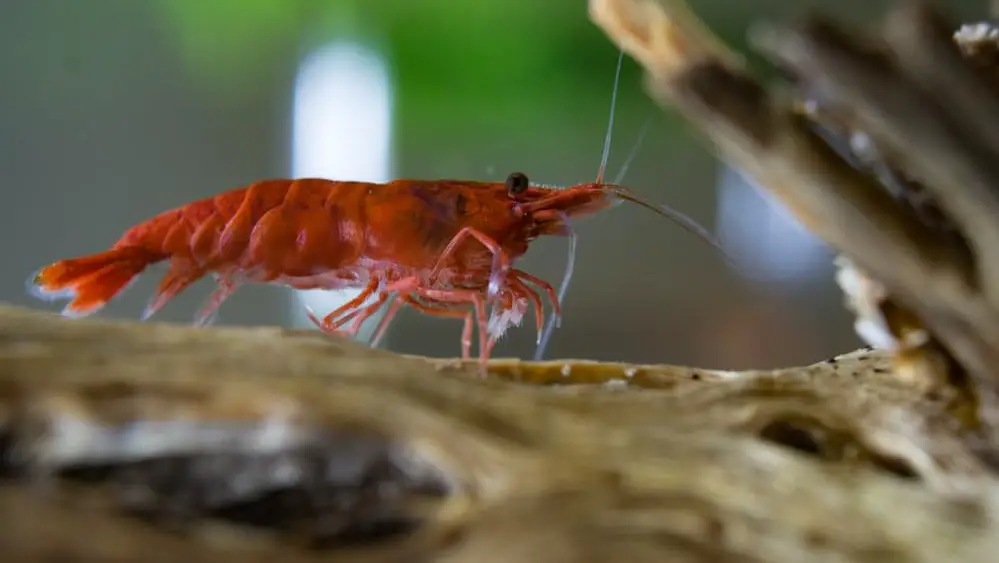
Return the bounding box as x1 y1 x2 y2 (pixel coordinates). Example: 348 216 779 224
27 51 730 368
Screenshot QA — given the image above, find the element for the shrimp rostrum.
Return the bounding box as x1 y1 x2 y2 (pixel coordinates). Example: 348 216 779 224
28 170 725 364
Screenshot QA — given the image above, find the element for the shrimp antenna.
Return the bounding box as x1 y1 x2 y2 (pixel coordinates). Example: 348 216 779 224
533 50 629 361
608 114 739 269
533 50 624 361
534 213 576 361
611 186 740 267
612 115 655 186
603 112 731 262
596 49 626 185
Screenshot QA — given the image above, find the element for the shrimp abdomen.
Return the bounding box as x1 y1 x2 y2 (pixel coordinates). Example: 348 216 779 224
30 179 376 320
243 179 368 278
117 179 369 278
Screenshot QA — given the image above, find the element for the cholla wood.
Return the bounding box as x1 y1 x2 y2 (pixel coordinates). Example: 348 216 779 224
6 0 999 561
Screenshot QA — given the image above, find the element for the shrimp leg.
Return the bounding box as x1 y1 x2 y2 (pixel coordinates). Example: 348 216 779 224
304 279 379 332
511 269 561 321
309 290 390 338
367 294 476 359
506 276 544 341
338 292 391 336
366 295 408 349
415 287 489 366
430 228 510 300
399 293 512 359
362 285 476 358
382 285 536 360
193 274 239 327
407 298 474 359
142 260 204 320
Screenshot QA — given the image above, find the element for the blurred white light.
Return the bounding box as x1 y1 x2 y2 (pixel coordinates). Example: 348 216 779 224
288 41 393 342
715 165 831 283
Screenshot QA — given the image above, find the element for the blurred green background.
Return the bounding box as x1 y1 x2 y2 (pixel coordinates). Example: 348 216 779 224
0 0 986 368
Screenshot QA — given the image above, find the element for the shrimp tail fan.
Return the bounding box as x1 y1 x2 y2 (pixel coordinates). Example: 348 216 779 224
28 246 159 317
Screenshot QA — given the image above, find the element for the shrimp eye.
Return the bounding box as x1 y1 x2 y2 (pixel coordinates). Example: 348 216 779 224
505 172 530 196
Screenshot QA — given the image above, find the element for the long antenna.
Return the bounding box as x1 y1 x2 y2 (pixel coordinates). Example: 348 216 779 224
533 215 577 361
612 115 654 185
533 50 626 361
596 49 625 184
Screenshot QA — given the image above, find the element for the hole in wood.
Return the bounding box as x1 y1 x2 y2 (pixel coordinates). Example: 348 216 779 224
0 417 454 550
758 419 824 456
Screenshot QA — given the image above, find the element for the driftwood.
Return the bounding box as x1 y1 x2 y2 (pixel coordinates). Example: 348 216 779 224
5 0 999 561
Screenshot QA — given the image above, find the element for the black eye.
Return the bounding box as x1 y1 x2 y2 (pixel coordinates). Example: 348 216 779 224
505 172 529 196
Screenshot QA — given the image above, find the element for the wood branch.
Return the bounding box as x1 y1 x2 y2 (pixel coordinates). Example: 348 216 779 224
590 2 979 353
0 301 996 562
589 0 999 434
580 0 999 557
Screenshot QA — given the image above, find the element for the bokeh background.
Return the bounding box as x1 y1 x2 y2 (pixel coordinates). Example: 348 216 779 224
1 0 986 369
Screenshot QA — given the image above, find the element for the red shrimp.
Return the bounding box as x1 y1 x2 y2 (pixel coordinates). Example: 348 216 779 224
28 51 730 368
28 174 714 354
